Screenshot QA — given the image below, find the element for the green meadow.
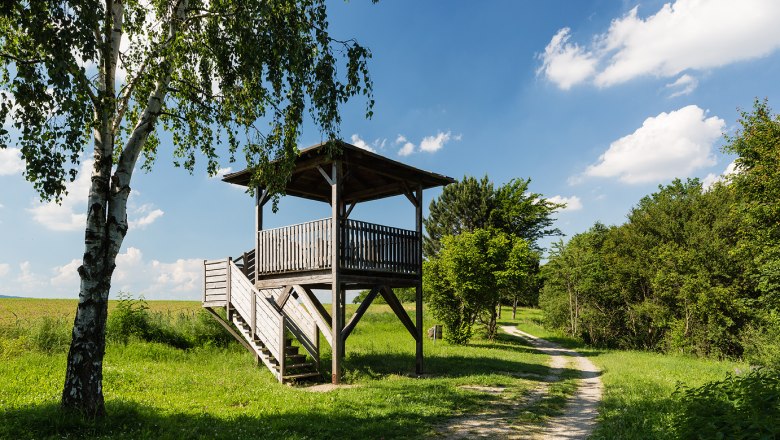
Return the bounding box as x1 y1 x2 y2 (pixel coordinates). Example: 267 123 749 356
0 299 762 439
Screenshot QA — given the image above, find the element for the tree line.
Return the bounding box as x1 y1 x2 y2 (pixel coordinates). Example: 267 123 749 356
540 100 780 366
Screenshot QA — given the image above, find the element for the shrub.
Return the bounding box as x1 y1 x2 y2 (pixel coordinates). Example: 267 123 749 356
672 368 780 439
740 311 780 368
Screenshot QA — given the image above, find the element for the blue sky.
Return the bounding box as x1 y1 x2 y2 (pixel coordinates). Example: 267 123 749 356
2 0 780 299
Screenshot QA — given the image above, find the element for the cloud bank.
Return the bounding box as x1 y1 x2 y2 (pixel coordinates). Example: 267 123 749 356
539 0 780 90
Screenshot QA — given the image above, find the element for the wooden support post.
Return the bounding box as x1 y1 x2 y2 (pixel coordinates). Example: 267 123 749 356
226 257 232 319
415 185 424 375
255 190 264 285
276 285 294 309
380 286 419 340
330 161 344 384
279 315 286 382
202 260 207 303
251 284 257 340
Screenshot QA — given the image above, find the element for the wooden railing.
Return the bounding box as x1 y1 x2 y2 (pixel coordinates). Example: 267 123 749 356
341 219 420 275
234 249 256 282
257 218 332 275
227 260 284 363
256 218 420 276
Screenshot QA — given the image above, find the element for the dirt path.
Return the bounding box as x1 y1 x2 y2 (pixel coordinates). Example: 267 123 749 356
505 327 603 440
437 326 602 439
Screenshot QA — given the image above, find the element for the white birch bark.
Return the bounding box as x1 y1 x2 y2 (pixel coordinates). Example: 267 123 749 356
61 0 187 416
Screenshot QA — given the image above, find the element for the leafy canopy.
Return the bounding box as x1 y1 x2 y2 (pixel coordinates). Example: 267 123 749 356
423 175 561 257
0 0 374 201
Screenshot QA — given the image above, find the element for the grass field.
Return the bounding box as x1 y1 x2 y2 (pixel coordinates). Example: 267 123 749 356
0 298 551 439
0 299 759 439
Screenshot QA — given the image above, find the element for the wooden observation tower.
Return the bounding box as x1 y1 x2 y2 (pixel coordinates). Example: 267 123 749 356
202 141 454 384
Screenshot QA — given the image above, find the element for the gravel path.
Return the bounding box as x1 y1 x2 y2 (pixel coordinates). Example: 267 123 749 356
437 326 603 439
505 327 603 440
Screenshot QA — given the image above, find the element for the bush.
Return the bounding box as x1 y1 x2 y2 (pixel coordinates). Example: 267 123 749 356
740 311 780 368
106 292 230 349
0 316 71 358
672 368 780 439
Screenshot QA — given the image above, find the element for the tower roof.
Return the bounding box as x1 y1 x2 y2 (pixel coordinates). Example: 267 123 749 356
222 141 455 204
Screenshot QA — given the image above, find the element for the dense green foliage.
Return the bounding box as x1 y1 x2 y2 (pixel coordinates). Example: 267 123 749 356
424 229 535 343
421 175 558 344
423 175 561 257
540 100 780 364
672 368 780 439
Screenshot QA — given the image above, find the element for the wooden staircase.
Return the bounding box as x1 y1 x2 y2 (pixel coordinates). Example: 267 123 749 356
203 255 322 383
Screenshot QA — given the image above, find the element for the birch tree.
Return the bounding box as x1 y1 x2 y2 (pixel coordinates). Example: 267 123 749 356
0 0 373 417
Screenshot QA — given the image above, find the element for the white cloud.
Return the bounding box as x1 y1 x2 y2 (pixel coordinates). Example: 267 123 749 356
537 28 598 90
666 74 699 97
0 147 25 176
420 131 455 153
702 161 738 190
128 204 164 230
51 258 81 290
350 134 389 153
28 160 92 231
398 142 416 157
393 131 461 156
539 0 780 89
15 261 47 293
113 247 202 298
547 195 583 212
210 167 232 179
580 105 724 184
4 247 203 299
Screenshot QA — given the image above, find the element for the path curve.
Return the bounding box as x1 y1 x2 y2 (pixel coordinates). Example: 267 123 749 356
437 327 602 439
502 326 603 440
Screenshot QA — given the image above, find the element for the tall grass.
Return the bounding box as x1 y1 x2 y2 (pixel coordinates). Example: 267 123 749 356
0 294 233 360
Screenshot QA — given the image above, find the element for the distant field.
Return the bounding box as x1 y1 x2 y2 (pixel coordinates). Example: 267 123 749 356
0 298 201 324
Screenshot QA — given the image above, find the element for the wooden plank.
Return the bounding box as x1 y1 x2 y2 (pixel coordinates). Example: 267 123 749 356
226 257 233 318
380 286 418 341
202 260 207 303
206 281 227 289
276 285 294 309
294 285 333 347
341 286 379 341
278 315 286 383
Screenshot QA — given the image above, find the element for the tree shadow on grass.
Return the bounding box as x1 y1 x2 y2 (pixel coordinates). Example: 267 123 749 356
0 388 493 440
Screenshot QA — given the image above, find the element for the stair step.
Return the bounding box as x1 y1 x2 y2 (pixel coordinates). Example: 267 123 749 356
283 371 321 381
286 354 307 362
284 362 316 370
285 346 299 355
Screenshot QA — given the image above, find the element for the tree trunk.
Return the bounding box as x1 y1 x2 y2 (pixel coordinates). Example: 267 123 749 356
60 0 183 416
512 296 518 320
